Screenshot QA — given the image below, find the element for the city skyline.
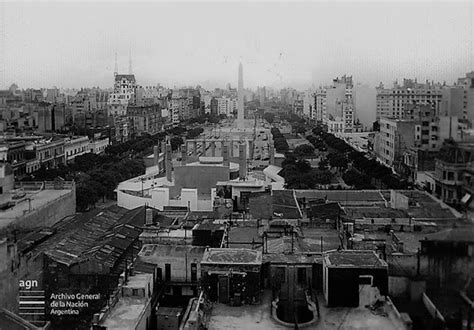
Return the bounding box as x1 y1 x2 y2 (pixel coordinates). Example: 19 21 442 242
1 1 473 90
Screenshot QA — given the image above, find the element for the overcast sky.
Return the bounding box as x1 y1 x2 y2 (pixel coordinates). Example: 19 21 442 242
0 1 473 90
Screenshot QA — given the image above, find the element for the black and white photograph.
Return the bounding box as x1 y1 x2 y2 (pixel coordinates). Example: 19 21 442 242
0 0 473 329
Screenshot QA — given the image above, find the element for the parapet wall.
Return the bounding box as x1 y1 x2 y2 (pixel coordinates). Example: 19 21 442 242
14 186 76 230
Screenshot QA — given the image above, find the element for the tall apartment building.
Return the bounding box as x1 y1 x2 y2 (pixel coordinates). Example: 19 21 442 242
302 90 314 119
210 97 218 116
169 95 187 125
376 79 443 120
317 75 355 134
440 71 474 123
108 74 137 117
314 88 327 122
293 95 304 117
257 86 266 106
376 104 463 179
217 97 237 117
375 117 417 169
127 104 163 136
37 103 66 133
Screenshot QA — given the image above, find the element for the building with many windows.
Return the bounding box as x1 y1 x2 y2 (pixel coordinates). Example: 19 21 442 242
64 136 89 163
127 104 163 136
433 140 474 207
376 79 443 120
108 74 137 117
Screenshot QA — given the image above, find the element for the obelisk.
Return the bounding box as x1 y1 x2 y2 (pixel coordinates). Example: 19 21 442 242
237 62 245 129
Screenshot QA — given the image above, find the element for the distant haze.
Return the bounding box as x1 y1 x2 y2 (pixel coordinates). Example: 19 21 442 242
0 1 472 89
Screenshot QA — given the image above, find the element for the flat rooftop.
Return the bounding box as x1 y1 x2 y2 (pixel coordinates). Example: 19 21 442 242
295 190 386 204
99 296 148 330
302 227 342 252
0 188 72 230
325 250 387 268
207 290 400 330
201 248 262 265
228 225 261 248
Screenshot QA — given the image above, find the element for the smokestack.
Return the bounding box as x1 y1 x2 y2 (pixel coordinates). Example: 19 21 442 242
153 145 159 171
181 143 187 165
166 143 172 182
239 143 247 179
223 143 229 167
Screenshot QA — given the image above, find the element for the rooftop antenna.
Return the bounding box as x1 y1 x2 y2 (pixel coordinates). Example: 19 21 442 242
114 52 118 76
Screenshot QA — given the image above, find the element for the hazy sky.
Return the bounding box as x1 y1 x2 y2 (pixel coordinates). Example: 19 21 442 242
0 1 473 90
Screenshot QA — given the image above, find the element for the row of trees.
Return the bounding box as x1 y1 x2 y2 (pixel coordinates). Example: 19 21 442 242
308 127 408 189
270 127 289 153
279 154 332 189
23 121 211 211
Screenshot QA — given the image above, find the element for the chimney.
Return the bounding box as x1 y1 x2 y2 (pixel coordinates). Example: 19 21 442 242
239 143 247 179
145 208 153 225
181 143 187 165
166 143 172 182
223 143 229 167
153 145 160 171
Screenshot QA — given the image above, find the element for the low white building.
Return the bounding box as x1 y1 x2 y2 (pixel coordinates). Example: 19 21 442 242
89 138 109 154
64 136 89 163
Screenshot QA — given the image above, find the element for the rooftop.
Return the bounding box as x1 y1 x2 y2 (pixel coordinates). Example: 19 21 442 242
227 225 261 248
138 244 206 259
43 206 144 267
0 183 74 231
344 206 409 219
325 250 387 268
295 190 386 204
272 190 302 219
422 226 474 242
301 227 342 251
115 74 136 82
201 248 262 265
99 296 148 330
207 290 401 330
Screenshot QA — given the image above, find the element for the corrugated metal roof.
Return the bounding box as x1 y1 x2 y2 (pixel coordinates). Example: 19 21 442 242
44 206 145 267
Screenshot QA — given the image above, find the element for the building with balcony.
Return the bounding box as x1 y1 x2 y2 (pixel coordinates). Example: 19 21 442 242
23 137 65 171
433 140 474 207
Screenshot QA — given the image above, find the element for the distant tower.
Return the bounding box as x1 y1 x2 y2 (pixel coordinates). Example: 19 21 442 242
128 48 132 74
237 62 244 129
114 52 118 76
